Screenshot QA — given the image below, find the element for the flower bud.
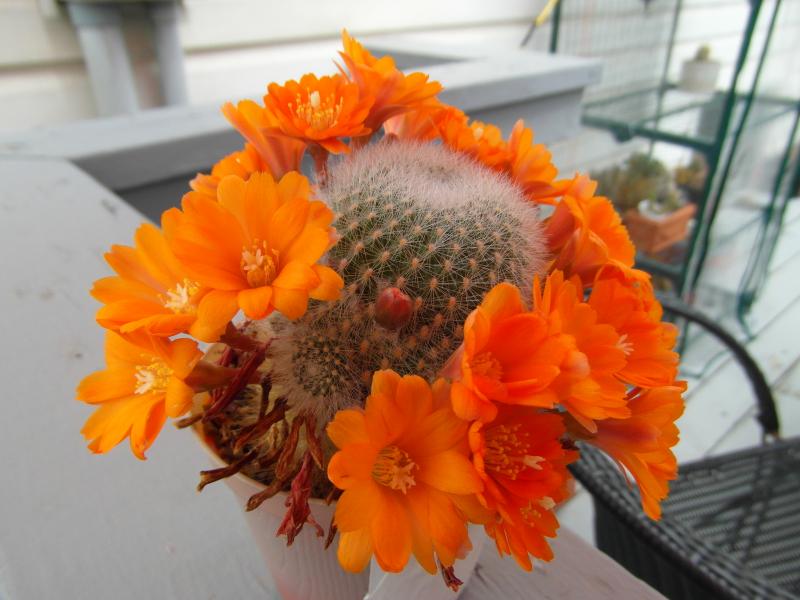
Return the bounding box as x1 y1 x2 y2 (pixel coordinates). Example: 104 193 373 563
374 287 413 330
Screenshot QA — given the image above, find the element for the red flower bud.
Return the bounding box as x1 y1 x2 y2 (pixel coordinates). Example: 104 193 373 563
374 287 413 330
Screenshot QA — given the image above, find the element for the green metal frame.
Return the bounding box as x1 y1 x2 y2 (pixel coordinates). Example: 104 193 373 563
549 0 562 54
566 0 800 331
736 105 800 325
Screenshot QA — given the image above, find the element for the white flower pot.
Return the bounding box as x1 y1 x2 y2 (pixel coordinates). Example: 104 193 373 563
195 429 483 600
365 526 484 600
678 59 721 93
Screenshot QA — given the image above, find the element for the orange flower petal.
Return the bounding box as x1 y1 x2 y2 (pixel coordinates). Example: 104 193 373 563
76 367 137 404
164 377 194 418
424 488 469 567
91 275 156 304
337 528 374 573
451 380 497 422
400 408 468 458
271 286 309 320
164 337 202 378
327 443 377 490
416 450 482 495
370 489 412 572
129 398 167 460
308 265 344 301
479 281 525 323
327 408 369 448
335 480 382 532
404 487 438 574
237 286 274 320
191 290 239 342
82 392 163 459
272 260 320 291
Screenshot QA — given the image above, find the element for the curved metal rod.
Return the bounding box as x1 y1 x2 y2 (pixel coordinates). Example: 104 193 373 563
659 296 780 437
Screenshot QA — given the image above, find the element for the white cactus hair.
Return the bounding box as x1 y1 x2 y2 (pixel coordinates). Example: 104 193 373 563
269 139 549 424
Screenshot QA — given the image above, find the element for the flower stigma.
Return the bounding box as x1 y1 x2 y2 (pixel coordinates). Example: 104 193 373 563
372 445 417 493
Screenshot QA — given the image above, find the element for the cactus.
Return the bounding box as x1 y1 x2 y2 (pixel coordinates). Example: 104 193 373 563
695 45 712 62
269 140 548 423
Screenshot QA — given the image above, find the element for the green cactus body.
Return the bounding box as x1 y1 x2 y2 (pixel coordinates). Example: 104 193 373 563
270 140 548 423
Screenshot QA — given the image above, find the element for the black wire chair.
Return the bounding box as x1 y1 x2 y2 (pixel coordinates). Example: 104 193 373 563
571 298 800 600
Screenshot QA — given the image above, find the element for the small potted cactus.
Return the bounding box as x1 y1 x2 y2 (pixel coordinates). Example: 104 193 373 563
595 153 697 255
678 45 721 93
674 152 708 205
76 31 685 600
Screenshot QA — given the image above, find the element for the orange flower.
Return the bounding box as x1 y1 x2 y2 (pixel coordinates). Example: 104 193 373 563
435 116 558 201
533 271 630 432
447 283 567 423
77 331 202 459
439 116 510 170
589 268 679 388
470 407 577 570
91 223 207 337
507 120 558 202
221 100 306 178
576 383 686 519
339 30 442 132
545 174 636 287
191 143 272 200
382 99 453 142
163 171 343 341
327 371 483 573
262 73 372 154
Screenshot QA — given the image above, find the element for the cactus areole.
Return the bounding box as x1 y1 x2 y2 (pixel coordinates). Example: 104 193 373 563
269 141 547 423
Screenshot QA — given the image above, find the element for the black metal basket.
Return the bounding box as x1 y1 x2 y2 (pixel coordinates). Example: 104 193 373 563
571 298 800 600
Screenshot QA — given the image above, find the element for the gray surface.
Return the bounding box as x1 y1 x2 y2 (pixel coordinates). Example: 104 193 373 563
0 45 600 193
0 157 276 600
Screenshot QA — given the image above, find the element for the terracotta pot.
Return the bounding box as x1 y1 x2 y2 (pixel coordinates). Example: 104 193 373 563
194 427 483 600
623 203 697 255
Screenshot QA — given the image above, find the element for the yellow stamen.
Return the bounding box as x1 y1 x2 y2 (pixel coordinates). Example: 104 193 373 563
241 241 279 288
520 501 542 522
472 351 503 380
295 91 344 131
485 425 547 480
134 360 172 395
616 333 634 356
372 445 417 493
163 278 200 314
523 455 545 470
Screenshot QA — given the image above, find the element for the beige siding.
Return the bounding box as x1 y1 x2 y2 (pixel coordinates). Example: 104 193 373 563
0 0 541 132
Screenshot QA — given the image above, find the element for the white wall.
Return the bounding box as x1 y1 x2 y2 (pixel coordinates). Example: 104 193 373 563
0 0 543 132
3 0 797 179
